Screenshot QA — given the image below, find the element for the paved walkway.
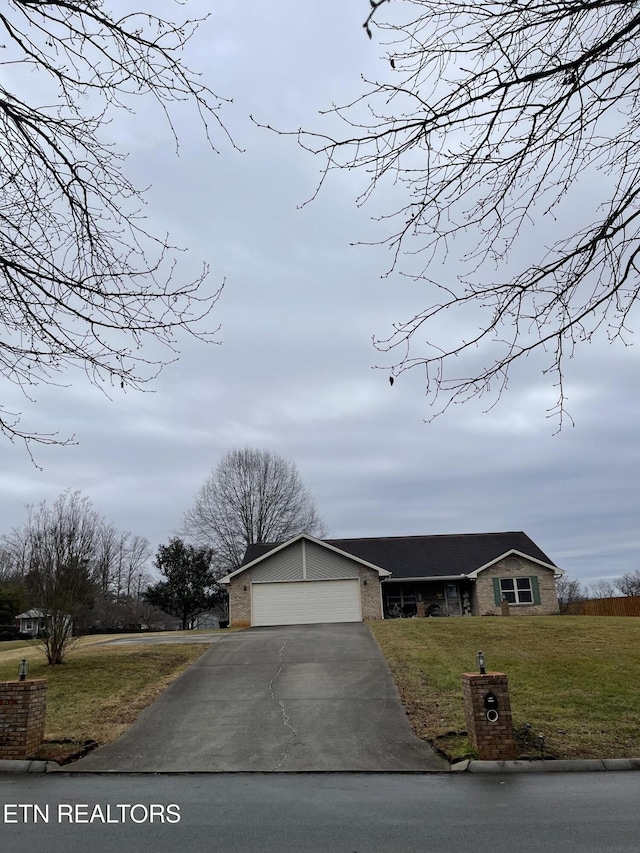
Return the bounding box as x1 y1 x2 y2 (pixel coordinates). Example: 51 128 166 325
71 623 448 772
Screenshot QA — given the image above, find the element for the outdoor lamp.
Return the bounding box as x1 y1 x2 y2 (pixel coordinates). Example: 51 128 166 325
18 658 29 681
476 650 486 675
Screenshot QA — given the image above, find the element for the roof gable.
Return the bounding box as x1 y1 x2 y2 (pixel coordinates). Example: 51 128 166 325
466 549 560 578
16 609 48 619
220 533 391 583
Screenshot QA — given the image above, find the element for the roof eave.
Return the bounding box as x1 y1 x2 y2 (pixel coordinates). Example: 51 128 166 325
382 574 467 583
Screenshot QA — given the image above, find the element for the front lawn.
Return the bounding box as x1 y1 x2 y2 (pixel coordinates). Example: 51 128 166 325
0 635 212 762
369 616 640 761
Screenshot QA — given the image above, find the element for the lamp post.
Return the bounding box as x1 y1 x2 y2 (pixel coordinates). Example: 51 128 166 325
476 650 486 675
18 658 29 681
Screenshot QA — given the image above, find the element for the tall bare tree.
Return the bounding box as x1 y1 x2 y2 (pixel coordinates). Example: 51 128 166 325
0 1 233 448
92 528 151 630
6 490 101 663
3 488 153 656
183 447 327 574
292 0 640 425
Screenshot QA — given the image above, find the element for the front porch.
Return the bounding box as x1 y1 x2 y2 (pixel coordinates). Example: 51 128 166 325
382 580 473 618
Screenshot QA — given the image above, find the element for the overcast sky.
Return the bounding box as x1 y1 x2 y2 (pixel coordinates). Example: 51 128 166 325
1 0 638 590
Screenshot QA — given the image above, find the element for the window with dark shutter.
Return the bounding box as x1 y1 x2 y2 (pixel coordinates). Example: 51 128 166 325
498 576 538 605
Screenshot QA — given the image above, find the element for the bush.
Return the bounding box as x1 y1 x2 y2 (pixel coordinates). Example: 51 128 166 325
0 626 19 641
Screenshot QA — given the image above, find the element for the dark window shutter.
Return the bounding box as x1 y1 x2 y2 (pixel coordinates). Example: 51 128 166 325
531 576 541 605
493 578 502 606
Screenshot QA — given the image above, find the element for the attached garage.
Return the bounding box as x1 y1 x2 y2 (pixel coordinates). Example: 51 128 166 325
252 579 361 627
221 534 389 627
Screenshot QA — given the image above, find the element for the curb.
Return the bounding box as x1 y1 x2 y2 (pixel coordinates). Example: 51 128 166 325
3 758 640 774
0 760 60 773
451 758 640 773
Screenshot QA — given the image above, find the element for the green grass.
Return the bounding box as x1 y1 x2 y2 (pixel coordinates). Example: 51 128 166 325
0 639 32 652
0 636 212 762
368 616 640 760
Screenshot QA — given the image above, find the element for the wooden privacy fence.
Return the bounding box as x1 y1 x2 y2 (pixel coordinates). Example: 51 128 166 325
566 596 640 617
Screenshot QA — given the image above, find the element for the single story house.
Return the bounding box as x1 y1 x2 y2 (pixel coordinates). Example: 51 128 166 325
15 608 73 637
220 531 562 627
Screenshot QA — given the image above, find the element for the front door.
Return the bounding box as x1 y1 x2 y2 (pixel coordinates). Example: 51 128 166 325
444 583 462 616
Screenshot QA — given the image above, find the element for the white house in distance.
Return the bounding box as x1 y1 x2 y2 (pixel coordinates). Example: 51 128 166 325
15 609 72 637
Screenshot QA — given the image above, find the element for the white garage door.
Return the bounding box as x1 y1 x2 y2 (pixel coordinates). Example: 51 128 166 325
251 579 361 627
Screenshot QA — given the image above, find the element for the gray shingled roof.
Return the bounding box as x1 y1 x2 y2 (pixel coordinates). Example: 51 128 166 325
241 532 556 579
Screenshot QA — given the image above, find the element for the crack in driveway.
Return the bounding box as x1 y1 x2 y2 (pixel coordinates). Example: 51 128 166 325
269 639 297 771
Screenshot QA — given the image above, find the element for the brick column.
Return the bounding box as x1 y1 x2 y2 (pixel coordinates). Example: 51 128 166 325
0 680 48 759
461 672 517 761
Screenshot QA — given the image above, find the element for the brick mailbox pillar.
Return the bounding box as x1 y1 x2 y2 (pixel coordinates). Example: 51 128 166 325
461 672 517 761
0 680 48 760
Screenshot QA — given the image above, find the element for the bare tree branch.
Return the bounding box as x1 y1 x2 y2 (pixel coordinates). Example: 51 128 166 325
616 569 640 597
285 0 640 425
0 0 234 446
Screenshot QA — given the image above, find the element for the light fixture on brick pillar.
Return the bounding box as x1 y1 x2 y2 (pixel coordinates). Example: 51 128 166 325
18 658 29 681
476 650 486 675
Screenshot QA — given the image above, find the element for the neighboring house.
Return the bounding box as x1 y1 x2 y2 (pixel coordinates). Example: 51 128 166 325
15 609 73 637
220 532 562 628
191 610 223 630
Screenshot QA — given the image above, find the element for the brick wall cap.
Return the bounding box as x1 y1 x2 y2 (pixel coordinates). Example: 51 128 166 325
462 672 506 678
0 679 48 687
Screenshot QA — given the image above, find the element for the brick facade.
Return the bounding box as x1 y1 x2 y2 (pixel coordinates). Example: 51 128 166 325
472 555 559 616
229 578 251 627
356 565 383 620
461 672 517 761
0 680 48 759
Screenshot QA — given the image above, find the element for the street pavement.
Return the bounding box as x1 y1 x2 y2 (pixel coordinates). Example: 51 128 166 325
71 623 447 772
2 771 640 852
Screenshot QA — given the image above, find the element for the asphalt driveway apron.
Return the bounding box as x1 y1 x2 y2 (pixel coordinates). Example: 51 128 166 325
72 623 448 772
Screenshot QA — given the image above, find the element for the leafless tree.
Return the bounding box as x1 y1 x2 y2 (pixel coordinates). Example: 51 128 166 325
0 547 16 584
3 488 152 654
588 579 617 599
183 447 327 574
5 490 102 663
290 0 640 425
93 528 151 630
555 574 584 613
94 527 150 598
616 569 640 597
0 1 233 449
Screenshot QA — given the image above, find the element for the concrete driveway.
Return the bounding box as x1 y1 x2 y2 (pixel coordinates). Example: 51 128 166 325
72 623 448 772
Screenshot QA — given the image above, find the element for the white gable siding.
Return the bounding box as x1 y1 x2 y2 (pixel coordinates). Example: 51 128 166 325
304 540 360 580
249 541 304 583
